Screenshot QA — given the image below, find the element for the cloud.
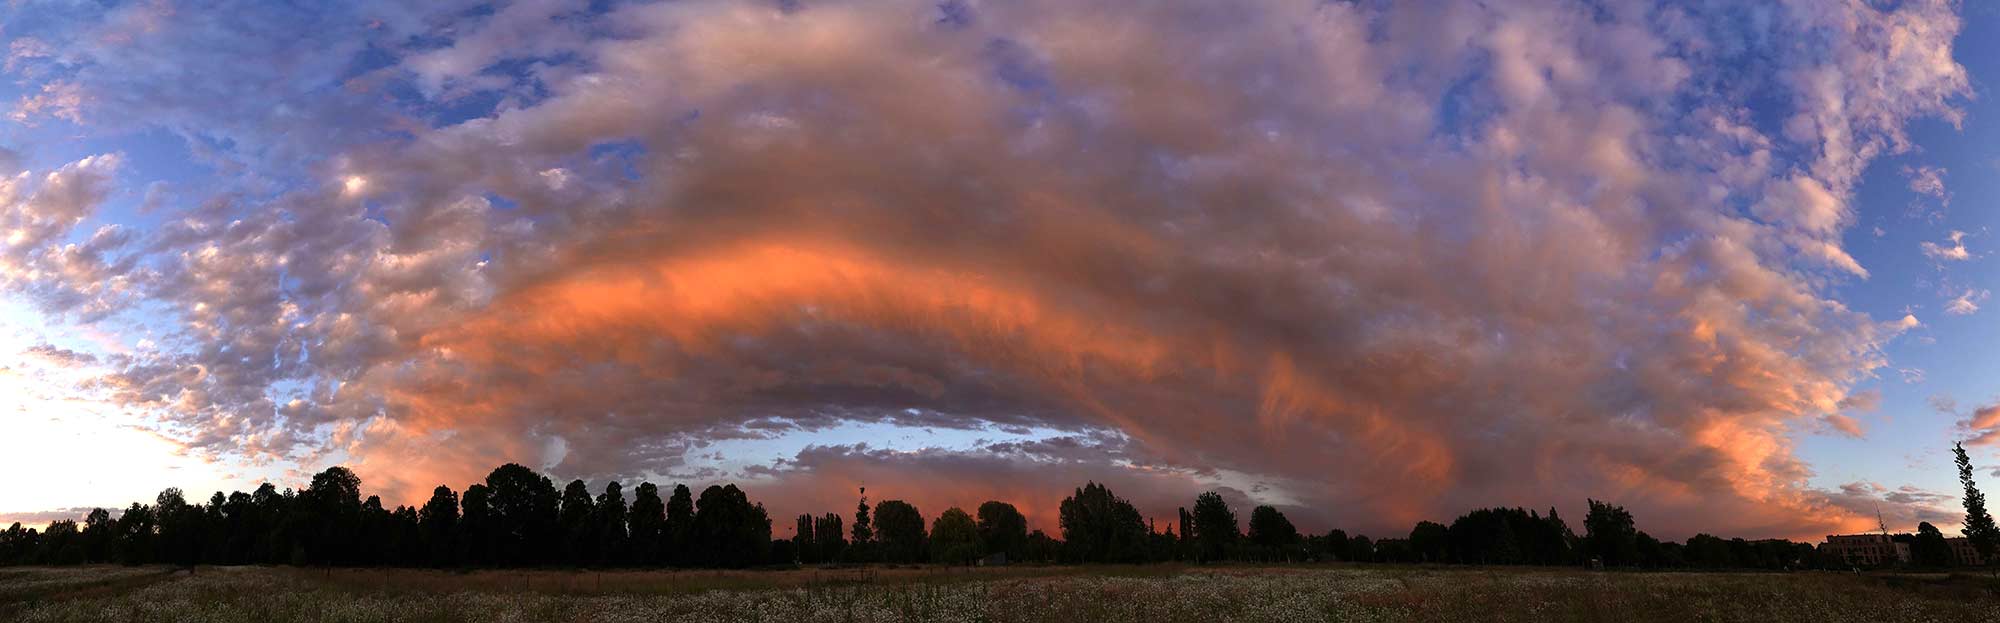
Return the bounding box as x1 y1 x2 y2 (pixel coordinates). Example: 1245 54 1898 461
1963 402 2000 446
24 344 98 368
1822 389 1878 438
1930 394 1958 413
0 507 114 530
0 0 1974 540
1892 314 1922 331
1920 230 1970 261
400 0 592 99
1903 165 1949 202
0 153 143 320
8 81 85 124
1945 289 1987 315
1823 481 1956 528
1822 413 1866 438
1753 176 1847 235
1836 388 1881 414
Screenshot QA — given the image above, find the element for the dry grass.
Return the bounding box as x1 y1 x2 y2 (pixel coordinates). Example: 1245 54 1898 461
0 566 169 604
286 562 1183 596
6 564 1996 622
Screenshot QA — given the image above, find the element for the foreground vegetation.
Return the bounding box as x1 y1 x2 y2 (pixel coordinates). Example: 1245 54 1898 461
16 461 1980 572
5 564 1998 622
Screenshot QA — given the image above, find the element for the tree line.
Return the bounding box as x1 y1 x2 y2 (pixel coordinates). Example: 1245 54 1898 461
4 451 1996 569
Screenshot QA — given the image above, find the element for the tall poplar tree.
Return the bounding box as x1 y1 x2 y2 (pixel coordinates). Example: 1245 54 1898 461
1956 442 1998 559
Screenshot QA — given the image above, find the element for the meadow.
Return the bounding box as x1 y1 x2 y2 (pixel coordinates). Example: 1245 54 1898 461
2 564 1996 622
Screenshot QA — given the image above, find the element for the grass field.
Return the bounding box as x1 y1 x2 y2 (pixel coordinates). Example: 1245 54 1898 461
3 564 1997 622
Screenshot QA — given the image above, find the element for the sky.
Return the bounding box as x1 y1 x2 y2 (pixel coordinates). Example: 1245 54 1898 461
3 0 2000 542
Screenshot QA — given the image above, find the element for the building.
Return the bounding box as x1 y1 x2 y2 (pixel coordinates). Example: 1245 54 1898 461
1819 534 1909 567
1944 537 1987 567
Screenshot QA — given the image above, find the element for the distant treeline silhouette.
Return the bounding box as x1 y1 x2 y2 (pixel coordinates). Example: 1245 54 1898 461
0 462 1910 569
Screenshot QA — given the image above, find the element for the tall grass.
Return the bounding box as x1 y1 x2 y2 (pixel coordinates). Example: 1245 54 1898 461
8 565 1996 622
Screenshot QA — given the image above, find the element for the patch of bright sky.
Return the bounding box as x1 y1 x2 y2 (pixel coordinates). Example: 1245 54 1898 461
0 299 258 525
682 419 1072 483
1793 4 2000 531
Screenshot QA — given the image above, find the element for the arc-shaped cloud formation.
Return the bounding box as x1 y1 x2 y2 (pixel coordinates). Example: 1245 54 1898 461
1 0 1971 536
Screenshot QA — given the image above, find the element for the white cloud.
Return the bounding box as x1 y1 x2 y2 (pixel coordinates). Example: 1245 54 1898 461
1946 288 1987 315
1904 165 1949 201
1920 230 1970 261
8 81 85 125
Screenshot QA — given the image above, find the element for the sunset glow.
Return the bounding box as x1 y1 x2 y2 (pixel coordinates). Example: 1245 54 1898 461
4 0 1999 543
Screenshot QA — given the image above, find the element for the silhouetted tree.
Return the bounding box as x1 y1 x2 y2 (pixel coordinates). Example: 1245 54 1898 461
485 464 560 566
1189 491 1238 563
814 513 847 562
39 520 82 565
153 488 202 566
393 504 423 566
1374 538 1414 563
596 482 628 566
1633 531 1664 568
302 468 363 565
199 492 228 564
795 514 818 564
1957 442 1999 560
1147 519 1180 562
1544 507 1578 564
872 500 927 563
1447 508 1533 564
0 523 29 563
1025 529 1062 563
419 485 459 567
1322 529 1349 562
1583 499 1639 567
355 495 393 565
121 501 160 564
1702 537 1798 570
1246 506 1299 561
1409 521 1448 562
1685 533 1733 568
690 484 771 568
851 489 874 555
458 483 494 566
930 507 980 564
1060 482 1147 563
80 508 114 564
1656 539 1689 568
1177 507 1195 561
1912 523 1952 567
250 483 286 563
1347 534 1374 562
0 460 1856 572
217 491 250 565
628 483 665 565
768 537 797 566
976 501 1028 562
665 484 694 565
559 479 597 565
